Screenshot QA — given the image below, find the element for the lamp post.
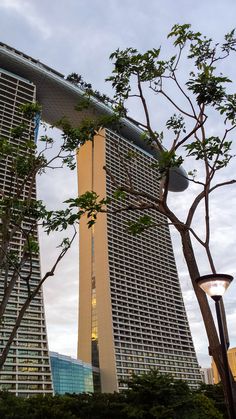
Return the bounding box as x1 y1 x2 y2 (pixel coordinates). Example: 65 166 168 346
196 274 236 419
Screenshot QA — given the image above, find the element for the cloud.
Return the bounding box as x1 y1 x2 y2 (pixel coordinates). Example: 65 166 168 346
0 0 51 39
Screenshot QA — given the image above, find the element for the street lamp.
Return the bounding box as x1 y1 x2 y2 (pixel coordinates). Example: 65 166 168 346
196 274 236 419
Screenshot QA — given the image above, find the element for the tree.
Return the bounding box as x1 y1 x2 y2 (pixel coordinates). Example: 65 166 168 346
59 24 236 415
0 103 78 371
121 370 223 419
198 383 228 418
0 371 224 418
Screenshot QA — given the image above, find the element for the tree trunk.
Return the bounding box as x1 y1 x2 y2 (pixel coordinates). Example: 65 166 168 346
180 228 236 416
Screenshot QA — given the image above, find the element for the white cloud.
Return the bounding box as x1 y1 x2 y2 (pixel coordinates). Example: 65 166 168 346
0 0 51 39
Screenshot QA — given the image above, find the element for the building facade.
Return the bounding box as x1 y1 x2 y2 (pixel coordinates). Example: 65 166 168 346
50 352 93 394
212 347 236 384
0 43 201 396
200 367 214 385
0 68 52 396
77 129 201 392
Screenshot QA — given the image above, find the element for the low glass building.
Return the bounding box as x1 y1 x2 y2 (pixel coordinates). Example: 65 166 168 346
50 352 93 394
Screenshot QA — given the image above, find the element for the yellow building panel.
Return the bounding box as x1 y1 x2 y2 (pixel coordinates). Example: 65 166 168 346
212 347 236 384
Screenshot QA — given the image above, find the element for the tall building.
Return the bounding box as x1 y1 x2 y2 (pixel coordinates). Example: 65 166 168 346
212 347 236 384
0 68 53 396
0 43 201 395
200 367 214 385
77 129 201 392
50 352 94 395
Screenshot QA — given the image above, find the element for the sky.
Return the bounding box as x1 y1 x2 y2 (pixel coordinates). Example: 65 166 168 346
0 0 236 368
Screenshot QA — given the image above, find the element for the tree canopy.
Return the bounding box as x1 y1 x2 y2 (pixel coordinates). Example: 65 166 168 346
0 371 225 418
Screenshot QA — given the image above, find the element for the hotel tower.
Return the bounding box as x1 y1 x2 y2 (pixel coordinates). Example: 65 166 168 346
0 67 52 395
78 129 201 392
0 43 201 395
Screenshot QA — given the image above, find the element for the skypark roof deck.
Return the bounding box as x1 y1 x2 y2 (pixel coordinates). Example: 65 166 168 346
0 42 188 192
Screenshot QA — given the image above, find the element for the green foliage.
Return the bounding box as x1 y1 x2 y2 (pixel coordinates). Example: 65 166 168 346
166 114 186 135
222 29 236 54
43 208 73 233
169 25 235 107
61 24 236 194
59 114 120 157
0 198 48 222
152 150 184 177
121 370 190 418
43 191 110 233
67 72 88 86
217 94 236 125
121 371 223 419
185 137 233 168
66 192 110 228
25 199 48 219
188 169 198 180
19 102 42 119
186 393 224 419
23 138 37 151
124 150 139 160
5 250 20 266
186 67 231 106
0 372 224 419
66 72 115 108
0 391 126 419
0 391 26 418
198 383 227 418
39 134 54 145
0 138 13 157
13 154 35 177
188 37 216 67
127 215 154 235
59 117 98 150
61 154 77 170
10 123 27 139
141 130 164 147
75 97 91 112
168 23 202 47
113 188 127 201
169 23 236 65
23 236 39 255
0 109 45 181
4 137 45 178
107 23 236 116
57 237 71 250
107 47 166 104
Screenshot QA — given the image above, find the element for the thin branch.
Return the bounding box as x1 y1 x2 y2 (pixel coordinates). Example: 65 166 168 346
186 179 236 228
158 89 196 119
0 230 77 370
188 227 205 247
222 124 236 139
137 73 160 145
209 179 236 193
104 166 161 205
114 144 134 191
173 44 184 71
126 115 152 131
172 72 197 118
175 116 207 150
161 170 170 205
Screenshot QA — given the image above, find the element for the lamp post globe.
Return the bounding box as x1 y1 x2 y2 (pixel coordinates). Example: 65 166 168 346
196 273 233 300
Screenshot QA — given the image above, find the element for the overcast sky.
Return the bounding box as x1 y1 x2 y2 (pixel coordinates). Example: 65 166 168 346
0 0 236 369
